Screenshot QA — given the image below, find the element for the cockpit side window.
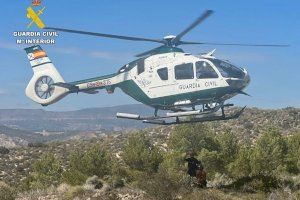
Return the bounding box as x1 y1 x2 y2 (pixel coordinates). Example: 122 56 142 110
195 61 218 79
175 63 194 80
157 67 168 80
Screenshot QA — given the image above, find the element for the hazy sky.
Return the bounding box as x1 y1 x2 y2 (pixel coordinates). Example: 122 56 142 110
0 0 299 110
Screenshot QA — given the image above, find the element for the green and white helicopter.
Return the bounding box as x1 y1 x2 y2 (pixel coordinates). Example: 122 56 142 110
24 10 286 125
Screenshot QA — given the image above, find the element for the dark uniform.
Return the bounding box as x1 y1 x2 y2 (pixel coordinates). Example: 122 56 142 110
185 157 203 177
185 155 207 188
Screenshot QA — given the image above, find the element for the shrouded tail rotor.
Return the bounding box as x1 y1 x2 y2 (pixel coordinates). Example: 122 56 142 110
34 76 55 99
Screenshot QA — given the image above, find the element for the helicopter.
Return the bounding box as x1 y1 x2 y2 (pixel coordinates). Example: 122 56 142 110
24 10 287 125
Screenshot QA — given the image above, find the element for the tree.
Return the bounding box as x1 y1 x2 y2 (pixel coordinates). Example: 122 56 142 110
0 146 9 154
138 166 187 200
0 182 15 200
168 123 219 153
250 127 287 176
29 154 63 189
199 148 224 178
84 145 112 177
217 131 239 166
123 132 163 172
63 145 112 185
228 145 252 178
286 131 300 173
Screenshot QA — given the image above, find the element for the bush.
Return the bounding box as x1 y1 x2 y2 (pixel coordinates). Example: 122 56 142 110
217 131 239 165
0 182 15 200
24 154 63 190
28 142 46 148
123 132 163 172
250 127 287 176
199 148 224 179
228 145 252 178
226 175 280 192
286 131 300 173
64 186 86 200
168 123 219 153
0 146 9 154
63 145 111 185
139 166 189 200
63 169 88 186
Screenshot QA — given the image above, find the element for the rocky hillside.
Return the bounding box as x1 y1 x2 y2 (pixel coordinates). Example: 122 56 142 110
209 107 299 142
0 105 299 199
0 106 299 148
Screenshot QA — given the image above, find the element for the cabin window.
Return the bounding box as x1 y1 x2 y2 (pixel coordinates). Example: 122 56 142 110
195 61 218 79
175 63 194 80
137 59 145 75
157 67 168 80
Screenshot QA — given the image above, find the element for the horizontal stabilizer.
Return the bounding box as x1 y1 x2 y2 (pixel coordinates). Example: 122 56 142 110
82 90 99 94
52 82 79 91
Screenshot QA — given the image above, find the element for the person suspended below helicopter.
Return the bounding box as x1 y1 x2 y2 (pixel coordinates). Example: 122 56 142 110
184 150 207 188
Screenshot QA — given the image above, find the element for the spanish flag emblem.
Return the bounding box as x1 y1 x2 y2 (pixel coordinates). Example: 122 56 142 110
33 50 47 59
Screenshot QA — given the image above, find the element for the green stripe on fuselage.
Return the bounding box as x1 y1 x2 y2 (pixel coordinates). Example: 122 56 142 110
117 80 235 109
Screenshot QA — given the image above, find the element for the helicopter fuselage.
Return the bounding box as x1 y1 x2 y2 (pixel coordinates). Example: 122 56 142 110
70 51 250 110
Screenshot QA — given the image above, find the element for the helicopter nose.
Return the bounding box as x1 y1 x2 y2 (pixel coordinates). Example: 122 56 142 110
225 68 250 90
242 68 251 88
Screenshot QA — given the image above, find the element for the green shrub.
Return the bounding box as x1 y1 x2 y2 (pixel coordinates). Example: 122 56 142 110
168 123 219 153
139 166 189 200
0 182 15 200
199 148 224 179
28 142 46 148
250 127 287 176
0 146 9 154
123 132 163 172
63 169 88 186
21 153 63 190
64 186 86 200
228 145 252 178
217 131 239 165
63 145 111 185
286 131 300 173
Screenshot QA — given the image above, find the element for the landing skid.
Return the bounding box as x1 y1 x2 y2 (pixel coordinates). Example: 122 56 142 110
116 105 246 125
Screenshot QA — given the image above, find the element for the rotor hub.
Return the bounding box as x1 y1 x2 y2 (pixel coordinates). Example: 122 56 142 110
40 83 49 92
163 35 176 41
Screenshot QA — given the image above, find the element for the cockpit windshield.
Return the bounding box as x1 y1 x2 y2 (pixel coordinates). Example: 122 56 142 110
209 59 245 79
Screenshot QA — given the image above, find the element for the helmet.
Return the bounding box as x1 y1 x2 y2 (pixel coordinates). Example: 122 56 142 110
186 149 196 157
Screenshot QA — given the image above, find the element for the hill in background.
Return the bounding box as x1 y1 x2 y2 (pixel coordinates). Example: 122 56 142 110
0 105 299 148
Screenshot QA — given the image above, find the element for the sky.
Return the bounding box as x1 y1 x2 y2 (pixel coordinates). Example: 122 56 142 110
0 0 299 111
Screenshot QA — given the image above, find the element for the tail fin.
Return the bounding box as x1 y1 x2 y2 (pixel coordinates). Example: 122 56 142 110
25 45 68 106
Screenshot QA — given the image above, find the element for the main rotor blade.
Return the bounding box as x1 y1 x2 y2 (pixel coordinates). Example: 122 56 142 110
180 41 289 47
135 45 165 57
44 27 165 44
172 10 214 45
